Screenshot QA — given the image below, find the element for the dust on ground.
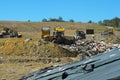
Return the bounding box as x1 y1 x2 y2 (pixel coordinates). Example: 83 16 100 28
0 38 80 80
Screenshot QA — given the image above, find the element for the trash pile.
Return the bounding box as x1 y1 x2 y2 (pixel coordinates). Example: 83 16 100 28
61 40 120 59
20 48 120 80
1 38 120 64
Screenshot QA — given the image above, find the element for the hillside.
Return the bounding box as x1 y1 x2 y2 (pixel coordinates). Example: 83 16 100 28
0 38 78 80
0 21 119 80
0 21 107 39
0 21 106 31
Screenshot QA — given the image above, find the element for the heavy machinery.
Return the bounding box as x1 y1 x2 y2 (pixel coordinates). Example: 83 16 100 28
41 26 65 43
41 27 51 41
52 26 75 44
0 27 22 38
74 30 86 40
53 27 64 37
101 27 114 36
86 29 95 40
41 26 74 44
52 26 65 44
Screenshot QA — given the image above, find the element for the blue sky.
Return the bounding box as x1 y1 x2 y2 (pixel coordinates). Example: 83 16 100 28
0 0 120 22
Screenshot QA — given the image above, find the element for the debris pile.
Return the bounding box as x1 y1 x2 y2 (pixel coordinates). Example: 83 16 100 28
61 40 120 59
0 38 78 64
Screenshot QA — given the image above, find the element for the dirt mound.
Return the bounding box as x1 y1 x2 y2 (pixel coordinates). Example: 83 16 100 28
0 38 79 80
0 38 75 57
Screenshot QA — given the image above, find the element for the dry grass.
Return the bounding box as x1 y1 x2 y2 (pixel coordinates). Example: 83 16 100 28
0 38 78 80
0 21 119 80
0 38 75 57
0 63 53 80
0 21 106 31
0 21 108 39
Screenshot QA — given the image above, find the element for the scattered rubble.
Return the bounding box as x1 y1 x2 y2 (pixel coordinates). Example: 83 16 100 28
0 38 120 63
60 40 120 59
0 38 120 80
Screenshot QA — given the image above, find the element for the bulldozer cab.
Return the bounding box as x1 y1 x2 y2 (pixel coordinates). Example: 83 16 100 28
53 31 64 37
86 29 94 34
74 30 86 40
0 26 22 38
41 27 50 40
53 27 64 37
52 27 65 44
106 27 114 35
102 27 114 36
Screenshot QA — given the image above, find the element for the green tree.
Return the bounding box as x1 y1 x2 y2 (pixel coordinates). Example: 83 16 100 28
48 16 65 22
28 20 31 22
98 21 103 25
102 17 120 27
49 18 57 22
69 19 74 22
42 18 48 22
111 17 120 27
88 20 92 23
103 20 110 26
58 16 64 22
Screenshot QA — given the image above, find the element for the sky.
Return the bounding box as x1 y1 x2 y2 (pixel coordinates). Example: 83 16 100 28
0 0 120 22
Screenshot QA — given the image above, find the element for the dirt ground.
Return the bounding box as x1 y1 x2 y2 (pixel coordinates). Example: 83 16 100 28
0 63 51 80
0 22 120 80
0 38 81 80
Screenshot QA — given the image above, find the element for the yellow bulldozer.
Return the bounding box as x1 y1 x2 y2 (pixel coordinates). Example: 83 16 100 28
41 26 74 44
74 30 86 40
41 27 51 41
0 27 22 38
52 26 65 43
101 27 114 36
41 26 65 43
53 27 64 37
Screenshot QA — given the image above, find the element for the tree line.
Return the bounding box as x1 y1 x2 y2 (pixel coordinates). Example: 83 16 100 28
42 16 74 22
41 16 120 28
98 17 120 27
